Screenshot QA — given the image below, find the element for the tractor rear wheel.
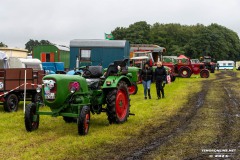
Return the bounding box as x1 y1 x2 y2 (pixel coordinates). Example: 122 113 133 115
106 81 130 124
128 82 138 95
4 93 19 112
78 106 90 135
179 67 191 78
25 103 39 132
200 70 210 78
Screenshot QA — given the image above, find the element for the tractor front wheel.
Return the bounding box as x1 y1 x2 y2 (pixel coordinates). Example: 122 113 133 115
200 70 210 78
4 93 19 112
25 103 39 132
32 93 43 104
128 82 138 95
179 67 191 78
78 106 90 135
106 81 130 124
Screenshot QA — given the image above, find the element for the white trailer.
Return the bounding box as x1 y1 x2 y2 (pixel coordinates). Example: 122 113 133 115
0 51 42 70
217 60 234 70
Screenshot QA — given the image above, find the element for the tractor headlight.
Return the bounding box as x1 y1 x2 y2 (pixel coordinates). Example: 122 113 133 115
36 85 42 93
70 87 76 93
69 82 80 93
36 87 41 93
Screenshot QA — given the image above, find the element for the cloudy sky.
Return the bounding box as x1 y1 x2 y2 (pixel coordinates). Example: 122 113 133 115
1 0 239 48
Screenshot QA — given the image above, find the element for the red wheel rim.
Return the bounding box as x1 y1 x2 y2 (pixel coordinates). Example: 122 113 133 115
115 89 128 121
128 85 136 94
202 71 208 78
84 113 90 134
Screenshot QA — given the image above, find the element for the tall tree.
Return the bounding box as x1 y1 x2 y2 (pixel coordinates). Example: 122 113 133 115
111 21 240 61
25 39 51 53
112 21 150 44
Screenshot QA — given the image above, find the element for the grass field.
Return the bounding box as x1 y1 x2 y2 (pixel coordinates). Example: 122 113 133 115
0 75 204 159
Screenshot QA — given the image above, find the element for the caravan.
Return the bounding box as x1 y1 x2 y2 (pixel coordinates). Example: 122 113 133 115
217 60 234 70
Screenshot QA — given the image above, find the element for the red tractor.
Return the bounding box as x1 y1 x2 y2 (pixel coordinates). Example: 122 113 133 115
164 56 209 78
200 56 216 73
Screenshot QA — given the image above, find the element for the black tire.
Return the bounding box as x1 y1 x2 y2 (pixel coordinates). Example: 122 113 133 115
4 93 19 112
128 82 138 95
63 117 76 123
106 81 130 124
25 103 39 132
179 67 191 78
78 106 90 135
200 70 210 78
32 93 43 103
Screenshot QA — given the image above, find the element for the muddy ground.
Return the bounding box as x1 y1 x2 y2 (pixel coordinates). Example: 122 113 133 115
97 71 240 160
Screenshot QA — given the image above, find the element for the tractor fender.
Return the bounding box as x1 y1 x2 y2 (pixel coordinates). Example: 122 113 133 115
102 75 131 89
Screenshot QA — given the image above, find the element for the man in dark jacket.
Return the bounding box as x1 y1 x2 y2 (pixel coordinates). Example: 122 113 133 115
155 61 167 99
140 63 153 99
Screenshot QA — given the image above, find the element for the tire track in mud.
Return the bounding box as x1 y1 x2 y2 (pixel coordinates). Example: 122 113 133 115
211 72 240 159
124 80 209 160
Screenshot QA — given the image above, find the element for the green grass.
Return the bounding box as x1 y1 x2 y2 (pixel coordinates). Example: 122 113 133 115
0 76 204 160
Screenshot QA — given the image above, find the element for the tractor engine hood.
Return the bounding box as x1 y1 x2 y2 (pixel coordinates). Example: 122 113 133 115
42 74 89 110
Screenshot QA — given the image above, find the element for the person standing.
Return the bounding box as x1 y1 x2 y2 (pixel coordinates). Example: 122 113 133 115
155 61 167 99
140 63 153 99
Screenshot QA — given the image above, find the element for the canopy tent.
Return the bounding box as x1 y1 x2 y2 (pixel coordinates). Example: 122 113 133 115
178 55 189 59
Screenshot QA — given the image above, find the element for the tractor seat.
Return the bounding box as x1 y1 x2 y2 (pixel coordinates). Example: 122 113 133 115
85 66 103 89
88 66 103 78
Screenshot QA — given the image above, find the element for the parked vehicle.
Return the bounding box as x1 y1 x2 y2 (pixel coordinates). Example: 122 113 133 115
236 61 240 70
32 44 70 69
70 40 130 69
200 56 216 73
216 60 234 70
165 56 210 78
42 62 66 74
68 59 140 95
0 51 44 112
24 59 134 135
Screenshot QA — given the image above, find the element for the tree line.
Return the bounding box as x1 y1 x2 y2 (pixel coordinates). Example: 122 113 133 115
0 40 51 53
111 21 240 61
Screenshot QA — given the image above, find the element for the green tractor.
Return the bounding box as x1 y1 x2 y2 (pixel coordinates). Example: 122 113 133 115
24 59 135 135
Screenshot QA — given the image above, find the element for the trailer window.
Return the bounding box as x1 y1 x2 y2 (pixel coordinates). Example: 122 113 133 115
223 63 226 66
79 49 91 61
228 63 233 66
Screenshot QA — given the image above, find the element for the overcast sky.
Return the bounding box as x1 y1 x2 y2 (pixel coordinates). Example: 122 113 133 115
1 0 239 48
